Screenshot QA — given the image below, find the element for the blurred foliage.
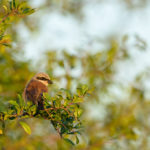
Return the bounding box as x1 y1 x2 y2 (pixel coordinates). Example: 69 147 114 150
34 0 83 18
0 0 35 100
122 0 148 9
0 48 34 100
1 0 150 150
41 44 150 149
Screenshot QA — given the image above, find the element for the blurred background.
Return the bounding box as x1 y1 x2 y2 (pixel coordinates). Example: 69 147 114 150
1 0 150 149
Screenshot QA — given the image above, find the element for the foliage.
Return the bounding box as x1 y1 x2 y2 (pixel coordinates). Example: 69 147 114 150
0 0 35 100
0 0 150 150
0 0 35 45
0 86 90 145
0 1 89 147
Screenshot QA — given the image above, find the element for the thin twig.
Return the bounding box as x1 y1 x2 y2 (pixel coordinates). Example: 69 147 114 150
0 13 10 24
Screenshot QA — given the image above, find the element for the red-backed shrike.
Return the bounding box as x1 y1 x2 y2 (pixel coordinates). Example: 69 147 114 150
23 72 53 110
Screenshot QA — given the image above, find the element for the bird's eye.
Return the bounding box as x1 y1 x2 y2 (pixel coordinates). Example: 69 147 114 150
37 77 47 81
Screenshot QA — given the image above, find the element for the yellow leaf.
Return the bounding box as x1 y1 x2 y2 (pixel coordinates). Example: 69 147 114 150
20 121 31 135
0 129 3 134
3 5 8 12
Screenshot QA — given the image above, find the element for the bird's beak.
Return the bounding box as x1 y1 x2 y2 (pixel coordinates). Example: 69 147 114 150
48 79 53 84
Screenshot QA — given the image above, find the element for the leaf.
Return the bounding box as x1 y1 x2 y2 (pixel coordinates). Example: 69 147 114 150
18 1 27 10
22 8 35 15
0 35 11 46
9 100 19 106
76 87 82 96
0 129 3 134
3 5 8 12
22 8 30 13
74 108 83 118
20 121 31 135
13 0 16 8
17 1 35 15
2 43 11 47
17 94 24 107
87 87 94 94
64 138 75 146
9 100 20 111
43 92 51 103
73 96 83 103
9 1 12 10
76 135 79 144
0 35 4 40
27 9 35 15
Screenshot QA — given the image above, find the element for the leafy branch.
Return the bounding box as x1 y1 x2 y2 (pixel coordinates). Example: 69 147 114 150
0 85 91 145
0 0 35 47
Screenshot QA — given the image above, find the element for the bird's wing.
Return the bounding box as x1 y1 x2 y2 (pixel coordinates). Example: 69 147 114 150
24 80 48 105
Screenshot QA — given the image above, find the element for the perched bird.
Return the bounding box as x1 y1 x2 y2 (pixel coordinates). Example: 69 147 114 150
23 72 53 110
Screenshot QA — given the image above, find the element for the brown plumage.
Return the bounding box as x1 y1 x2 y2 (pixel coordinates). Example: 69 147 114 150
23 72 53 110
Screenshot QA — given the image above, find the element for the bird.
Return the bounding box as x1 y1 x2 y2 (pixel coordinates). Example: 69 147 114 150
23 72 53 110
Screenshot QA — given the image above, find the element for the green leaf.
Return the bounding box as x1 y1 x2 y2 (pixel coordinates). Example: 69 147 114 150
26 101 33 107
77 85 89 96
0 35 4 40
9 1 12 10
13 0 16 8
76 87 82 96
17 1 27 10
27 9 35 15
9 100 20 112
22 8 30 13
74 108 83 118
9 100 18 106
82 84 89 93
73 96 83 103
76 135 79 144
2 43 11 47
87 87 94 95
64 138 75 146
18 94 24 107
20 121 31 135
43 92 51 104
23 8 35 15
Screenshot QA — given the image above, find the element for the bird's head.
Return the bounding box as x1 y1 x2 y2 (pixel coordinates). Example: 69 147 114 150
33 72 53 86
